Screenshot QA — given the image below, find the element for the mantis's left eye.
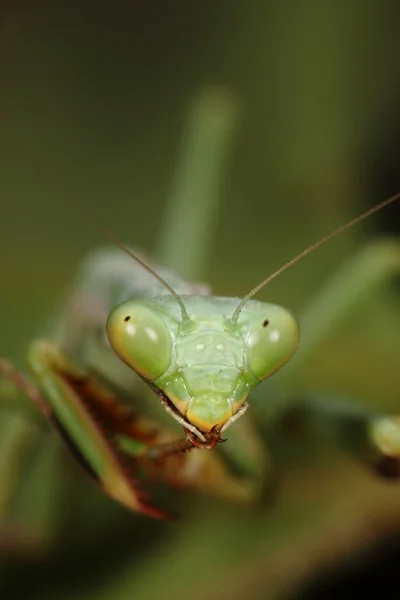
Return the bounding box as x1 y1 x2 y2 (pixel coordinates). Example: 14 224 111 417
245 305 299 381
106 301 171 381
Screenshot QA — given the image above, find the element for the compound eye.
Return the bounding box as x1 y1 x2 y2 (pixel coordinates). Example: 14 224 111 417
106 301 171 381
246 305 299 381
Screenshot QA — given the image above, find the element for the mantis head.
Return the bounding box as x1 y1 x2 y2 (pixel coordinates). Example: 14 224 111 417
106 298 299 439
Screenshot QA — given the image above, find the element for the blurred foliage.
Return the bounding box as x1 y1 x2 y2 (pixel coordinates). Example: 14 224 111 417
1 2 400 599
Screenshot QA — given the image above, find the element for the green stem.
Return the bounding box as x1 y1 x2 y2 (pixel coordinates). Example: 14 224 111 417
156 88 238 281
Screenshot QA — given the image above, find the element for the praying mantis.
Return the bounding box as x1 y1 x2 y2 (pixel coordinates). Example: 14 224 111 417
1 92 400 522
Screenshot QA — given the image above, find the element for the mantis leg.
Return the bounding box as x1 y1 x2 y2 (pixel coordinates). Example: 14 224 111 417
0 358 50 418
1 341 257 519
2 344 169 519
0 360 68 554
276 395 400 476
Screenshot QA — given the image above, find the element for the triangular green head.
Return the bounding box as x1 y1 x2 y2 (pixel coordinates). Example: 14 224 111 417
106 296 299 442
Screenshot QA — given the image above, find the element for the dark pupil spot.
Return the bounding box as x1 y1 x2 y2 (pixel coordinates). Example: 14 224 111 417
262 319 269 327
124 316 131 322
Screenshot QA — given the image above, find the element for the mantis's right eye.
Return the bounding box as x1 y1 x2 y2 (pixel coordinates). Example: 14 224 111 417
245 305 299 381
106 302 171 381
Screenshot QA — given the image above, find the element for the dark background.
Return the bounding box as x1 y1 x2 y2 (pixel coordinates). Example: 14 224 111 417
1 2 400 599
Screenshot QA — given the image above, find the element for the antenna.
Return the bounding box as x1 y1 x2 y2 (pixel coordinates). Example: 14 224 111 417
231 190 400 324
30 160 193 327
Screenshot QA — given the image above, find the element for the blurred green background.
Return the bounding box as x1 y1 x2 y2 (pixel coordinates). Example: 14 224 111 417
1 2 400 599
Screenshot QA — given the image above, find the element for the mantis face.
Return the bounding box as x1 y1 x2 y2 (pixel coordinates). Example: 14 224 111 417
106 297 299 440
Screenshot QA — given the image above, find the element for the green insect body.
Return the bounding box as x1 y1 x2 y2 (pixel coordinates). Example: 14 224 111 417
4 211 400 522
4 91 400 525
4 225 400 520
2 248 283 518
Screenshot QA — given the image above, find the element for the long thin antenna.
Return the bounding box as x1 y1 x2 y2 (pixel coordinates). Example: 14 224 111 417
231 190 400 324
30 160 193 327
